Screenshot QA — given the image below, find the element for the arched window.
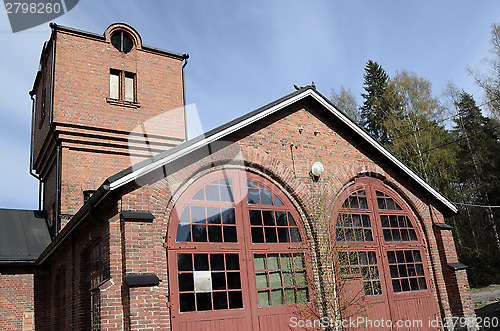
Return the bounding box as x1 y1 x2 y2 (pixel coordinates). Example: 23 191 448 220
333 177 437 324
167 170 309 330
111 30 134 53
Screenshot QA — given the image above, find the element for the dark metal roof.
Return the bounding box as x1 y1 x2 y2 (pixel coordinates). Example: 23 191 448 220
448 262 468 271
433 223 454 230
0 209 51 264
120 210 155 221
124 273 161 287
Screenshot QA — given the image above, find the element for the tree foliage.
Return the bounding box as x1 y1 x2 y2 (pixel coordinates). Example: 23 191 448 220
331 85 360 123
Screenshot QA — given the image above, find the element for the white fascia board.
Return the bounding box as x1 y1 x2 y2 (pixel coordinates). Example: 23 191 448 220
108 90 311 190
109 89 457 214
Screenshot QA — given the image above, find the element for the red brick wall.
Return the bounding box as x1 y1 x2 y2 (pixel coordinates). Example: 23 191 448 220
32 24 186 228
34 89 475 329
0 268 35 331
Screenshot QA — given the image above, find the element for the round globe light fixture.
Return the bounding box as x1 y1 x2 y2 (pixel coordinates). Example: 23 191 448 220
311 162 324 178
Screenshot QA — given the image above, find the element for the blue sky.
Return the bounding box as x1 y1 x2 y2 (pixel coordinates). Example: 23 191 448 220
1 0 499 209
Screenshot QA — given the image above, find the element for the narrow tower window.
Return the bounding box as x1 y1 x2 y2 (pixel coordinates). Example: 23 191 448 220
111 30 134 53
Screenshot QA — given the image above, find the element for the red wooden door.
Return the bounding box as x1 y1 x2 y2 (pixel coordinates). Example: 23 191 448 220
167 170 310 331
333 177 438 330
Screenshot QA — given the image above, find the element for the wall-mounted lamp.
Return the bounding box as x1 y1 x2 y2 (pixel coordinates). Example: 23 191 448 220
299 125 304 133
314 129 320 136
310 162 324 181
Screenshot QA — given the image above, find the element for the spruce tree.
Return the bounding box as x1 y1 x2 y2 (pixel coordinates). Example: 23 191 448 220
360 60 391 145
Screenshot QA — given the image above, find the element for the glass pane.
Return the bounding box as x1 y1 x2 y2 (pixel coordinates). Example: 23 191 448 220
377 198 386 209
213 292 228 310
410 278 419 291
265 227 278 243
392 279 401 293
386 198 395 210
405 250 414 263
409 229 417 241
258 290 270 307
180 208 190 224
254 254 267 270
338 252 348 265
363 281 373 295
256 272 268 288
111 33 121 50
220 178 232 186
352 214 362 227
398 265 407 277
212 272 226 290
281 253 293 269
284 288 296 304
293 254 304 268
251 227 264 243
109 72 119 99
290 228 301 242
269 271 282 287
418 277 427 290
210 254 224 271
249 210 262 225
247 188 259 204
220 186 234 202
349 196 359 209
295 270 306 285
390 265 399 278
383 229 392 241
227 272 241 289
362 214 371 227
396 251 405 263
336 228 345 241
345 229 355 241
390 215 398 227
194 254 209 271
277 228 289 242
124 75 134 101
223 226 237 242
398 216 407 227
176 224 191 242
268 254 279 269
416 264 424 276
401 278 410 292
192 188 205 201
226 254 240 270
387 251 396 264
271 289 284 305
205 185 220 201
178 254 193 271
207 207 221 224
273 193 284 205
288 213 297 226
229 291 243 308
297 287 309 303
282 271 294 286
192 225 207 242
392 229 401 241
275 211 287 226
208 225 222 242
263 211 275 225
180 293 195 312
358 252 368 265
364 229 373 241
122 33 133 53
196 293 212 311
355 229 364 241
178 273 194 291
381 215 389 227
359 197 368 209
247 180 259 188
221 208 235 224
413 251 422 262
261 189 272 205
401 229 409 241
191 206 205 223
373 281 382 295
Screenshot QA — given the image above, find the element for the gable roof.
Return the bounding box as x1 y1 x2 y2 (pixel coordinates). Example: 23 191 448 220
37 86 458 264
105 86 458 215
0 209 51 264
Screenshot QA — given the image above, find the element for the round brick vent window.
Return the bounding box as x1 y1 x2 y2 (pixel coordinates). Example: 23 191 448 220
111 30 133 53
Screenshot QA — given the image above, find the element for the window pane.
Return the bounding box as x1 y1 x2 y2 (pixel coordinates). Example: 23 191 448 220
227 272 241 289
208 225 222 242
228 291 243 308
196 293 212 311
254 254 267 270
122 33 133 53
192 225 207 242
178 254 193 271
194 254 209 271
268 254 279 269
178 273 194 291
111 33 121 51
124 75 134 101
297 287 309 303
275 211 287 226
213 292 228 310
207 207 221 224
220 186 234 202
256 272 268 288
264 227 277 243
277 228 289 242
284 288 296 304
109 72 119 99
261 189 272 205
205 185 220 201
222 208 236 224
263 211 275 226
251 227 264 243
247 188 259 204
176 224 191 242
271 289 284 305
223 226 237 242
180 293 195 312
269 271 282 287
211 272 226 290
258 290 270 307
226 254 240 270
210 254 224 271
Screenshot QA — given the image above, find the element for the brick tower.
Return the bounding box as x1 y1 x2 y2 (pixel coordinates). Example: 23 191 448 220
29 23 188 235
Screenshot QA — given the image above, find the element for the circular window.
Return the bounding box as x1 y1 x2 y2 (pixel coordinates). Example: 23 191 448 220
111 30 134 53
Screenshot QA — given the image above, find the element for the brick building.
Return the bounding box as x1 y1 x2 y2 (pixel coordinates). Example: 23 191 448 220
0 23 474 330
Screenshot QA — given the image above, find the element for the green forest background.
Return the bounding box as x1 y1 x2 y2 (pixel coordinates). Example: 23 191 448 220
331 23 500 287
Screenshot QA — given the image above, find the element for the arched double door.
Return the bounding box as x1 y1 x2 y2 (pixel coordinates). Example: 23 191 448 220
333 177 438 330
167 170 310 330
